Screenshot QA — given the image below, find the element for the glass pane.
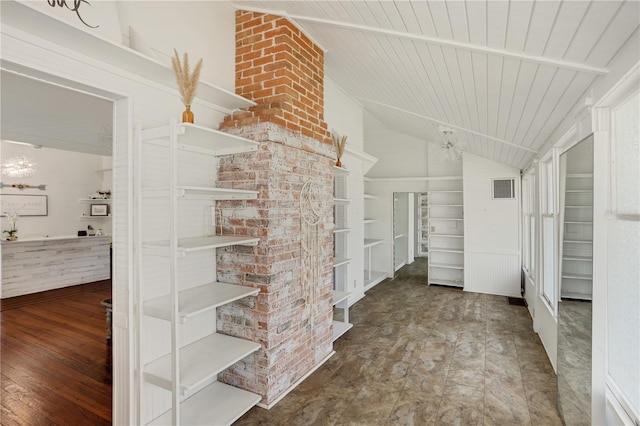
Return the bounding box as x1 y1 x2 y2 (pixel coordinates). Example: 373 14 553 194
543 216 555 306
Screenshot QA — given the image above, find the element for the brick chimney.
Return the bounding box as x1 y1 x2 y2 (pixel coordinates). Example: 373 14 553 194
216 11 336 407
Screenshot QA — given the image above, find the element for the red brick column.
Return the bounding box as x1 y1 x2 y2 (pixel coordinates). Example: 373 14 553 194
215 11 336 406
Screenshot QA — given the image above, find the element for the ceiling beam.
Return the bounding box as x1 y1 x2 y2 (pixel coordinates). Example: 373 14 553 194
358 97 540 154
236 6 609 76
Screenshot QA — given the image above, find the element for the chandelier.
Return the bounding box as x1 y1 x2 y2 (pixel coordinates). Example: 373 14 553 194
1 155 38 178
438 126 464 161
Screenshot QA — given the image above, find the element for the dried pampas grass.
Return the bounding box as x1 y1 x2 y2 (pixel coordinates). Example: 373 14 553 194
332 134 347 167
171 49 203 106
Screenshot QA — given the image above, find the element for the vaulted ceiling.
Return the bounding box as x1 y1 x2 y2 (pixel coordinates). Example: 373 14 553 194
234 1 640 169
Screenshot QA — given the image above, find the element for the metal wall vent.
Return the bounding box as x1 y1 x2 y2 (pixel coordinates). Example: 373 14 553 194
492 178 516 199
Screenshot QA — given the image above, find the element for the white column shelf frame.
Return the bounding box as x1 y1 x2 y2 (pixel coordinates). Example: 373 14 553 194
136 118 263 425
332 166 352 340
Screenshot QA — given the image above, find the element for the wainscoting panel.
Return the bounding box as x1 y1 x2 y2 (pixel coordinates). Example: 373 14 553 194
464 252 521 297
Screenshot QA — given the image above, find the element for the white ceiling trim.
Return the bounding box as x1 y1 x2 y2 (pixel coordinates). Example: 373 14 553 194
357 96 539 154
242 7 610 76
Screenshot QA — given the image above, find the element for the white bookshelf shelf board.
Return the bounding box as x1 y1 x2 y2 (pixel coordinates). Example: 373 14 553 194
429 217 464 221
1 2 256 112
334 227 351 234
561 292 593 301
332 291 351 306
364 270 387 291
564 239 593 244
429 204 463 207
144 333 260 395
333 166 350 176
562 273 593 281
79 198 112 203
142 186 257 200
148 381 261 426
332 321 353 341
564 221 593 224
333 198 350 205
430 262 464 270
565 189 592 193
566 205 592 208
429 279 464 288
364 239 383 249
430 233 464 238
563 255 593 262
394 233 405 239
143 282 260 322
79 215 112 219
364 218 376 224
143 235 260 255
430 247 464 253
333 257 351 268
142 123 258 156
364 194 378 199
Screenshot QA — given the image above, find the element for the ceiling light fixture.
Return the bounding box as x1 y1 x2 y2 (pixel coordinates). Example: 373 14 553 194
438 125 464 161
1 155 38 178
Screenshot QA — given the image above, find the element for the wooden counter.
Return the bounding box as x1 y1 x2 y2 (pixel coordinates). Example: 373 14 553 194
1 235 111 298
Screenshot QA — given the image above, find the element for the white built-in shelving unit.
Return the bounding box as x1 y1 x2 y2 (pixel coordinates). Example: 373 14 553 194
560 174 593 300
333 166 352 340
363 192 386 291
136 119 263 425
427 183 465 288
418 193 429 257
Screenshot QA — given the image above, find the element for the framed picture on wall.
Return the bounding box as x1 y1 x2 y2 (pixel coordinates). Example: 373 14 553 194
90 204 108 216
1 194 48 216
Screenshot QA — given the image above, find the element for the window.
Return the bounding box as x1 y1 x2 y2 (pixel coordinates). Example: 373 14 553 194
492 178 516 199
522 172 536 278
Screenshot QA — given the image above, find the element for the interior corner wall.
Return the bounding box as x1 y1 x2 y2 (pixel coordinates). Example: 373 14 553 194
463 153 521 297
0 142 110 238
325 77 364 152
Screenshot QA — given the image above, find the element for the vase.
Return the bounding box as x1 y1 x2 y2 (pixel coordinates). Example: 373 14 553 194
336 159 342 167
182 105 194 123
7 235 17 241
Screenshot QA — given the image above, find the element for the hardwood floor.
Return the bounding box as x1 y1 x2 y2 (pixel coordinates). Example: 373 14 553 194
1 281 112 425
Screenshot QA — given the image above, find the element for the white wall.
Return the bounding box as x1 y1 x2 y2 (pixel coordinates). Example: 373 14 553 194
463 153 521 297
0 142 111 238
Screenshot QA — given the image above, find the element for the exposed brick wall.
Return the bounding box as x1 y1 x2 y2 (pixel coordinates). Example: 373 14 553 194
220 10 331 144
215 123 335 405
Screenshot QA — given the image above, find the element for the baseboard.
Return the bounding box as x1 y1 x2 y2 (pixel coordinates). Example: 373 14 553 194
256 350 336 410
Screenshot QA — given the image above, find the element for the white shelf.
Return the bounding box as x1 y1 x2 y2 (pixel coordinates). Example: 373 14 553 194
1 2 256 112
562 273 593 281
564 239 593 244
364 239 383 248
566 189 592 193
430 246 464 253
564 221 593 224
333 198 350 205
561 292 593 301
429 217 463 221
333 257 351 268
430 262 464 270
364 194 378 200
429 279 464 288
143 235 260 255
79 215 112 219
566 205 592 208
363 218 376 224
143 282 259 322
563 255 593 262
394 233 405 239
427 190 463 193
430 233 464 238
78 198 112 203
333 166 350 176
332 321 353 341
144 333 260 396
141 123 258 156
334 227 351 234
142 186 257 200
148 381 260 426
429 204 463 207
332 291 351 306
364 271 387 291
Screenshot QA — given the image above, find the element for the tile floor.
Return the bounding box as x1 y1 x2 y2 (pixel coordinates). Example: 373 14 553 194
236 259 562 425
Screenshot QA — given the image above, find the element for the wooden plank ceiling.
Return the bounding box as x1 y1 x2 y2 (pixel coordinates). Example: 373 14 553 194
233 0 639 169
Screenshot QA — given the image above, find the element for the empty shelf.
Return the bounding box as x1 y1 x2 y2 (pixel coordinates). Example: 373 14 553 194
364 239 383 248
429 279 464 288
332 321 353 341
364 194 378 199
364 218 376 224
430 247 464 253
561 292 593 301
148 381 260 426
430 233 464 238
143 282 260 322
562 273 592 281
144 333 260 396
563 255 593 262
429 217 463 221
429 262 464 270
143 235 260 254
333 198 350 205
333 257 351 267
334 227 351 234
332 291 351 306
